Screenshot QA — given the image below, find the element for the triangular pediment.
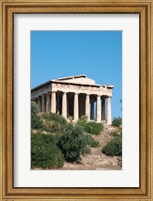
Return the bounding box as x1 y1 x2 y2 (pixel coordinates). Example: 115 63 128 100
54 75 96 85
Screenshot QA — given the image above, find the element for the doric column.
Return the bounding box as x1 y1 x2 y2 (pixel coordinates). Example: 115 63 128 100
96 95 101 122
91 102 94 120
42 95 46 112
102 97 105 120
107 97 112 124
74 93 79 121
38 97 41 112
62 92 67 118
51 91 56 113
85 94 90 121
46 93 50 112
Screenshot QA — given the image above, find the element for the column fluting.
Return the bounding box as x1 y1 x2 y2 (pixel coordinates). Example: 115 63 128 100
74 93 79 121
96 95 101 122
62 92 67 118
85 94 90 121
51 91 56 113
107 97 112 124
46 93 50 112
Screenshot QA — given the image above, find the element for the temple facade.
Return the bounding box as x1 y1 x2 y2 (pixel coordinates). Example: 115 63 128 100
31 75 114 124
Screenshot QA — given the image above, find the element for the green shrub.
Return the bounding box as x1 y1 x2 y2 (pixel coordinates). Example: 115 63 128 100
58 124 87 162
31 101 43 129
77 115 88 128
80 145 91 155
110 130 119 137
112 117 122 127
31 133 64 169
102 136 122 156
79 134 99 156
77 117 103 135
85 121 103 135
40 113 67 134
84 134 99 148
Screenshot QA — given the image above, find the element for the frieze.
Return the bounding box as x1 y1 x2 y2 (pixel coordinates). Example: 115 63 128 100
31 81 113 99
51 82 112 96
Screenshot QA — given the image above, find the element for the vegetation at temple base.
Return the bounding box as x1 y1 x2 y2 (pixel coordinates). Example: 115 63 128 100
77 115 87 128
112 117 122 127
102 135 122 156
40 112 68 134
31 101 43 130
31 133 64 169
77 116 104 135
31 102 122 169
85 121 104 135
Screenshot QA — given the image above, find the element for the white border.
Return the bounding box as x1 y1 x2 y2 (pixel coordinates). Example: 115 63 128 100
14 14 139 187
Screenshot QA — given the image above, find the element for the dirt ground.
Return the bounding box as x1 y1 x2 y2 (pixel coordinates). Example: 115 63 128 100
60 125 122 170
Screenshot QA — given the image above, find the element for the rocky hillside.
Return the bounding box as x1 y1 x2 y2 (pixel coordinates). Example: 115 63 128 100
60 125 122 170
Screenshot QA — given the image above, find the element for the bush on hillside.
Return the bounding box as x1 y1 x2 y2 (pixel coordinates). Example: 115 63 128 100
31 101 43 129
58 124 87 162
40 112 67 134
83 134 99 148
77 115 88 128
112 117 122 127
31 133 64 169
85 121 103 135
80 134 100 156
102 136 122 156
77 116 103 135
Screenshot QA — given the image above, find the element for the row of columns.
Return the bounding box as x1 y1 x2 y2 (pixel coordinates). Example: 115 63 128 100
35 91 112 124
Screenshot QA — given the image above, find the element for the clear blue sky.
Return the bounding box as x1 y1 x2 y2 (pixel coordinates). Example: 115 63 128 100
31 31 122 118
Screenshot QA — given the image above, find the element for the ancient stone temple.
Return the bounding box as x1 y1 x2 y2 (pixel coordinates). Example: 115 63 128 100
31 75 114 124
